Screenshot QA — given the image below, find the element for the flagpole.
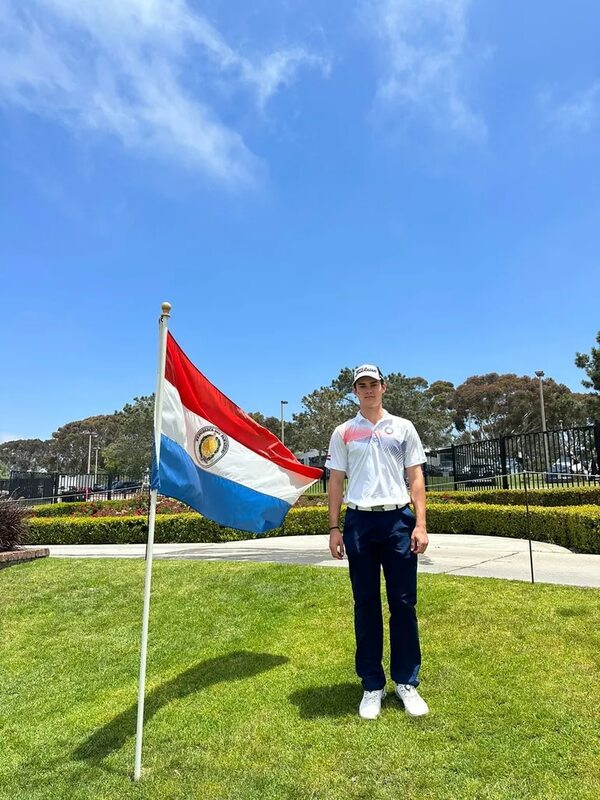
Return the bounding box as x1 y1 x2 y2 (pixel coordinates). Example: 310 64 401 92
134 301 171 782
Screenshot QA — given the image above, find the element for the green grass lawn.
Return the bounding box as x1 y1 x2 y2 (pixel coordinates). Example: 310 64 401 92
1 559 599 800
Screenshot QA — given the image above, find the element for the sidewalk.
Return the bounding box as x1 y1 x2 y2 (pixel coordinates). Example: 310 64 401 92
40 534 600 588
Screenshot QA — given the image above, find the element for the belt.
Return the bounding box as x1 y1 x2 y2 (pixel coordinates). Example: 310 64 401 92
346 503 408 512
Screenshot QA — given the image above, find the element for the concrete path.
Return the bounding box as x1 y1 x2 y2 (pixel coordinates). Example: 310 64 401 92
39 534 600 589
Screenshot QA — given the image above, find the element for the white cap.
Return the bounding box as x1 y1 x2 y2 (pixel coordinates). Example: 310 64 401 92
353 364 384 384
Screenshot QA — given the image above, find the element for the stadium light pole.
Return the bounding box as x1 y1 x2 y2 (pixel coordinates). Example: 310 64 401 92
534 371 550 473
280 400 288 445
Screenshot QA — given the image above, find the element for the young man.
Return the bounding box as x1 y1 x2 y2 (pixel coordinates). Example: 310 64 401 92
326 364 429 720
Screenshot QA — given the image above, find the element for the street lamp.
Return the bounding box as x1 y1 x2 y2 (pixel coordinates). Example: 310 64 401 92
534 371 550 472
280 400 288 445
93 446 101 482
83 431 97 474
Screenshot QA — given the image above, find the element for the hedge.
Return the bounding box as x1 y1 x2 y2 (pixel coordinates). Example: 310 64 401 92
300 488 600 507
426 503 600 553
27 514 252 546
28 497 185 518
26 508 333 547
28 486 600 519
427 486 600 507
29 493 325 517
27 504 600 554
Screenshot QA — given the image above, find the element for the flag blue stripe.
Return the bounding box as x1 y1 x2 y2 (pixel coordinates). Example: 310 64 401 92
152 434 291 534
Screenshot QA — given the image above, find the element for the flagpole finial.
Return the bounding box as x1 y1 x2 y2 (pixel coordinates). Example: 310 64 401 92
161 302 172 316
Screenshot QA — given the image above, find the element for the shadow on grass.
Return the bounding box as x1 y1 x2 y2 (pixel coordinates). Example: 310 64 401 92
291 683 434 723
555 605 590 618
290 682 360 718
73 650 288 764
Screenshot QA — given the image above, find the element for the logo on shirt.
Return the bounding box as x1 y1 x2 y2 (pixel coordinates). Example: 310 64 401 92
194 426 229 467
384 426 394 435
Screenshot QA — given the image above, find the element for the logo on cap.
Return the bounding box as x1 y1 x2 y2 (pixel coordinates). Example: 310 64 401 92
353 364 384 383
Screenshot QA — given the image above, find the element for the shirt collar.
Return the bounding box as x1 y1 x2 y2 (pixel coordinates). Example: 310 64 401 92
356 409 393 427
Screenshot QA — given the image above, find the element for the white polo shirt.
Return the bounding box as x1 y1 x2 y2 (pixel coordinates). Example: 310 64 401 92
326 410 426 506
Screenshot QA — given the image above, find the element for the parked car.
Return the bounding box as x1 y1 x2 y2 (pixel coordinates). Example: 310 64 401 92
545 458 593 484
505 458 523 474
458 463 498 488
111 480 142 496
425 464 444 477
59 485 86 502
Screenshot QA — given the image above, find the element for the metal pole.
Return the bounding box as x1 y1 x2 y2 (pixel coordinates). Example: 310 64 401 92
94 447 99 482
87 433 93 474
535 371 551 474
134 301 171 782
280 400 288 445
523 471 535 584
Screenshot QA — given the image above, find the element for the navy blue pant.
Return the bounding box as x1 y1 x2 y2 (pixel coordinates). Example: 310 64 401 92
343 506 421 691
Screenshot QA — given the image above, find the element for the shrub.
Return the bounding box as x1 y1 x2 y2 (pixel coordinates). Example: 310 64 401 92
29 495 187 518
427 486 600 507
426 503 600 553
28 514 264 547
0 497 30 551
295 493 327 507
27 504 600 554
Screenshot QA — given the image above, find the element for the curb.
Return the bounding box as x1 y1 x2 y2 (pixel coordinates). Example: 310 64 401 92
0 547 50 569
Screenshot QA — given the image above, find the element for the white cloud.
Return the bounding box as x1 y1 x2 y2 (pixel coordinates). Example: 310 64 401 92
541 81 600 134
363 0 485 139
0 0 328 184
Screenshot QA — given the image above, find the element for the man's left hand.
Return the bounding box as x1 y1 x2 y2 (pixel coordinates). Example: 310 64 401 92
411 524 429 554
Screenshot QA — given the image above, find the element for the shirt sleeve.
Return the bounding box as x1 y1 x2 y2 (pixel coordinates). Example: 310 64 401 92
403 421 426 468
325 426 348 473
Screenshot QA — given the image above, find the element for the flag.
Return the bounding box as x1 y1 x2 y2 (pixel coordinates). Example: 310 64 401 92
151 333 322 533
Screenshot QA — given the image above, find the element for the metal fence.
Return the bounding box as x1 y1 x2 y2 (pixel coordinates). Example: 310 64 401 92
0 471 146 504
425 422 600 491
2 422 598 504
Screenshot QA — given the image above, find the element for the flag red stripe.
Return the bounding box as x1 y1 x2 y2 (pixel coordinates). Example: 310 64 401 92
164 333 322 480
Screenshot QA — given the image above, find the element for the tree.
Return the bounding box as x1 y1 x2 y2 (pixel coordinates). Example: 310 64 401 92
451 373 594 440
575 331 600 392
380 374 453 447
102 396 154 477
293 385 355 456
247 412 300 452
48 413 122 473
334 368 453 448
0 439 52 472
426 380 456 411
293 367 453 455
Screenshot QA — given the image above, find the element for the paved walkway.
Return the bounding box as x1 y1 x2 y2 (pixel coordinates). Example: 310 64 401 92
40 534 600 588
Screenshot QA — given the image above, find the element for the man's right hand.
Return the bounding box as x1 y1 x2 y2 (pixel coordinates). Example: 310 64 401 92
329 529 345 560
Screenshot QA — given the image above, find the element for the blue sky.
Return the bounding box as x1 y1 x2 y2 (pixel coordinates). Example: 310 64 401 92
1 0 599 442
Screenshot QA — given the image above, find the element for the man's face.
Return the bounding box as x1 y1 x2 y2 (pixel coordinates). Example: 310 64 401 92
353 377 386 408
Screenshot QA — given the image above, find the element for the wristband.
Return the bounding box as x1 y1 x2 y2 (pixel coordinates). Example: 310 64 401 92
329 526 340 531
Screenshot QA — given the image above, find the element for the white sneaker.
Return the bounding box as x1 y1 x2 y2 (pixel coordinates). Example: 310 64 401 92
394 684 429 717
359 688 386 719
